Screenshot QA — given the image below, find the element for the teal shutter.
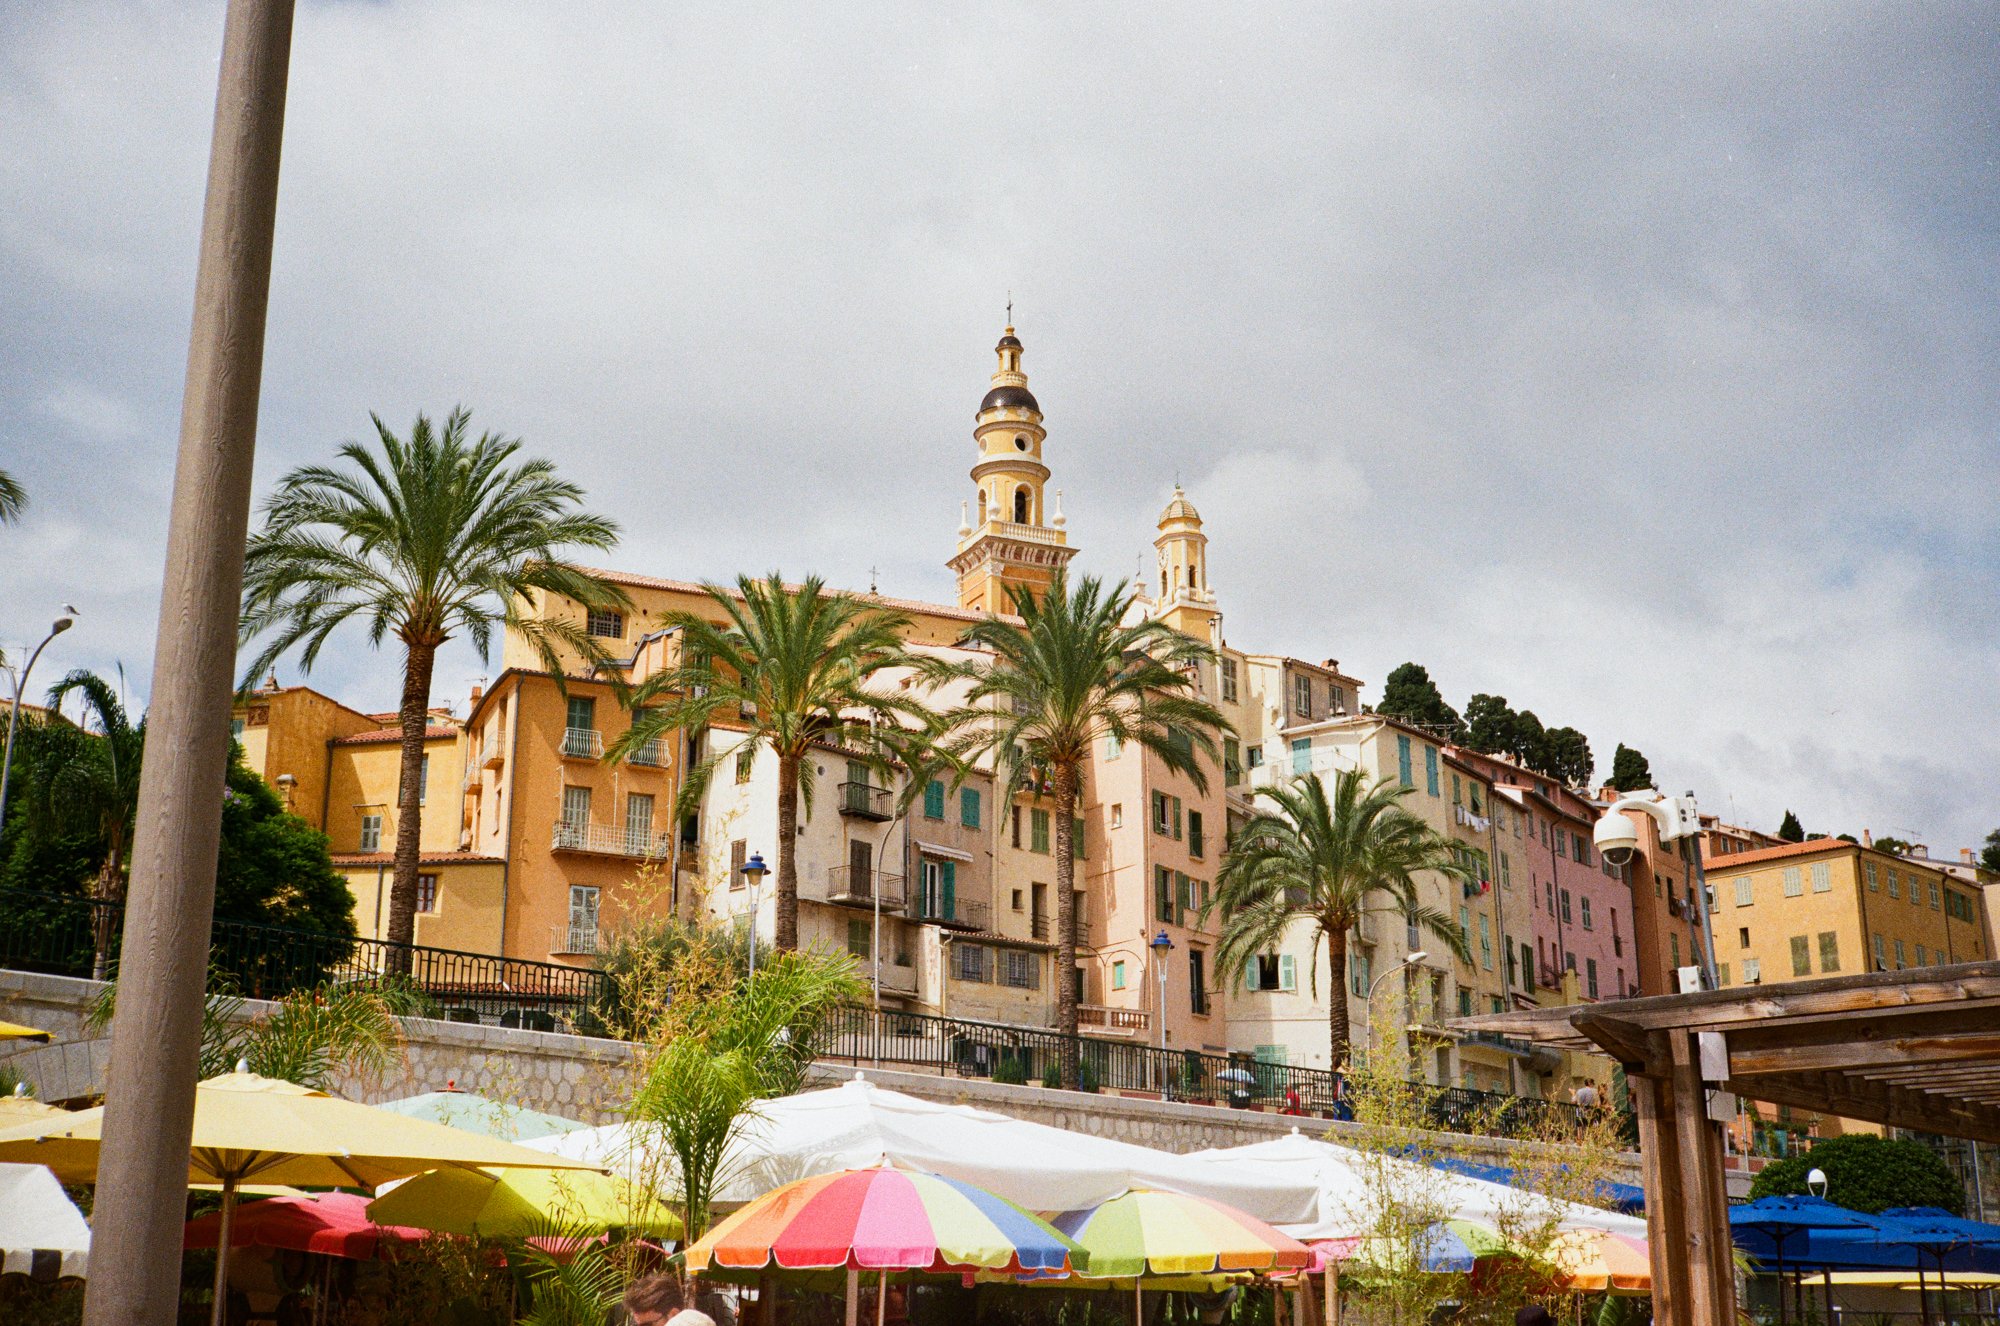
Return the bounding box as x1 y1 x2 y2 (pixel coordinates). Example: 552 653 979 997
960 787 980 828
1425 746 1440 796
941 860 957 920
1397 735 1413 787
924 779 945 819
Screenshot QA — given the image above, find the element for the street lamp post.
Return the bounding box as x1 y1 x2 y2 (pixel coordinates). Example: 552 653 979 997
1150 928 1174 1050
1363 948 1429 1059
740 851 769 981
0 608 76 831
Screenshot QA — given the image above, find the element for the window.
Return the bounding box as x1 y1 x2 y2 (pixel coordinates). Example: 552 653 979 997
1811 861 1831 893
735 745 755 783
1451 774 1462 805
1221 659 1239 704
1002 949 1038 989
1734 877 1753 906
1011 888 1024 912
1586 958 1599 999
1743 957 1761 983
729 838 747 888
1189 811 1205 859
1866 861 1879 891
1894 938 1907 968
1293 673 1313 718
1105 733 1123 760
1572 833 1590 866
586 607 624 639
1928 881 1941 910
1888 870 1901 899
953 943 988 982
1477 914 1492 969
1030 809 1050 853
960 787 981 828
417 753 430 805
1499 854 1512 889
566 695 596 733
1559 890 1573 924
1739 926 1751 949
1424 746 1440 797
847 919 870 960
415 873 437 913
1223 737 1242 786
1189 949 1207 1014
1915 944 1928 966
1397 735 1413 788
1152 792 1169 835
1790 934 1811 977
1110 803 1123 829
569 885 599 944
1290 738 1311 776
1782 867 1803 898
1332 686 1348 714
923 779 945 819
1818 931 1840 972
1155 867 1173 923
1580 897 1594 930
1911 877 1924 907
1670 933 1681 967
1170 797 1183 840
1553 832 1567 862
359 813 382 853
1872 933 1886 970
1073 817 1087 859
1011 805 1022 847
1349 951 1371 998
625 792 655 849
1112 960 1128 990
562 784 591 828
1459 905 1471 948
1247 745 1264 769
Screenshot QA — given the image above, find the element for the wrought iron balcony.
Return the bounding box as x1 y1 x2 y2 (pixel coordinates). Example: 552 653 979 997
550 821 672 859
560 727 602 759
908 893 990 931
838 781 892 821
626 738 667 767
1032 915 1094 946
821 867 906 910
549 924 603 956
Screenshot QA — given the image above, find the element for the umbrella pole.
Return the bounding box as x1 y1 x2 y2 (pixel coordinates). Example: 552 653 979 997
1775 1246 1788 1326
1324 1266 1338 1326
1821 1266 1832 1326
210 1175 240 1326
877 1270 887 1326
846 1267 859 1326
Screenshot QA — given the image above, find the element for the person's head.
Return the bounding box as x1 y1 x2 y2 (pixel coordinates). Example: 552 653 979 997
1516 1306 1555 1326
667 1311 718 1326
623 1275 684 1326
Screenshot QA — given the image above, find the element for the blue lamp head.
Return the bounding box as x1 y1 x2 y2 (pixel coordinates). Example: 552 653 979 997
1151 928 1174 953
741 851 770 884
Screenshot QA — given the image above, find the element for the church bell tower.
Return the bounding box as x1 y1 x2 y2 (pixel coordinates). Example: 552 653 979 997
949 324 1077 613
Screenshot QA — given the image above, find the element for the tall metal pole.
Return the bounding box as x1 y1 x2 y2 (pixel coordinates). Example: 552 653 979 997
0 615 75 830
82 2 294 1322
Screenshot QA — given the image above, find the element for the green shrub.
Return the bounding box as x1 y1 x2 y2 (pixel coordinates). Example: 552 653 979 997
1749 1134 1965 1215
993 1054 1029 1086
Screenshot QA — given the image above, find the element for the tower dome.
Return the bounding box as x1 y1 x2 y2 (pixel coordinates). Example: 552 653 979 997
1158 484 1202 525
949 321 1075 613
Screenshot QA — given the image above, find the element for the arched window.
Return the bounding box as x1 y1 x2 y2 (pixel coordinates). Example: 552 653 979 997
1188 564 1198 588
976 490 988 527
1013 486 1030 524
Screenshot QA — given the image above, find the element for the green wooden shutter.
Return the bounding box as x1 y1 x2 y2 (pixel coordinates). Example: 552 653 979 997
941 860 957 921
1278 954 1297 991
960 787 980 829
924 779 945 819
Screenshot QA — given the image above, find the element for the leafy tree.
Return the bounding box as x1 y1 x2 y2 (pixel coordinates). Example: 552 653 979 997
1537 726 1594 787
239 409 626 963
0 469 23 524
1778 811 1805 843
37 671 144 978
929 575 1224 1086
1609 743 1653 792
1982 828 2000 875
607 573 935 952
213 755 357 974
1872 836 1912 856
1510 708 1547 769
1207 768 1473 1071
1749 1134 1964 1215
1463 693 1516 756
1376 662 1466 741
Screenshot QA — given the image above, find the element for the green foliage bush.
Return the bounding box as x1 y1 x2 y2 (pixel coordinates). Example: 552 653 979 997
1749 1134 1964 1215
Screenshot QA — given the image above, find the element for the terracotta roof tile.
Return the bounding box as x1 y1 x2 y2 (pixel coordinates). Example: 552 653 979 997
331 725 459 745
329 851 504 867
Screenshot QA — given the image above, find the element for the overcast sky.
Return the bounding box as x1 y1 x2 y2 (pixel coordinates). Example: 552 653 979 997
3 2 1996 851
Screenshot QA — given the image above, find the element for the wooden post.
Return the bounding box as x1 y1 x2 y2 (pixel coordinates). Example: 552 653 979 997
81 2 295 1323
1670 1031 1734 1326
1635 1073 1690 1326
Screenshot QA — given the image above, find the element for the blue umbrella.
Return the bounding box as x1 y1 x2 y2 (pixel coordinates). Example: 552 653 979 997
1730 1196 1880 1326
1429 1155 1646 1214
1815 1207 2000 1326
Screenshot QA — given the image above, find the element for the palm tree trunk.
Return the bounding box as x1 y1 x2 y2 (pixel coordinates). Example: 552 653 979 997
90 845 123 982
774 752 800 952
1327 925 1352 1074
1053 763 1080 1088
383 640 437 972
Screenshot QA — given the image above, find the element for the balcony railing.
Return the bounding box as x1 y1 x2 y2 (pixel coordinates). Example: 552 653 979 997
986 519 1065 546
550 924 602 956
626 738 666 767
1078 1004 1150 1034
838 781 892 821
561 727 602 758
822 867 906 909
909 893 990 931
551 821 672 859
1032 915 1094 946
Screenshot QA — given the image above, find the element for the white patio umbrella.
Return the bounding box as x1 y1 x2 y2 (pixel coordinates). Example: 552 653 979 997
0 1162 91 1279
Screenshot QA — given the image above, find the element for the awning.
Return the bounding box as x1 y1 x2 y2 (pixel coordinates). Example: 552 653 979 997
915 841 974 863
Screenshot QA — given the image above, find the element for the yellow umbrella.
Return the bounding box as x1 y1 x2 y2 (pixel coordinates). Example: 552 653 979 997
0 1095 67 1127
369 1165 682 1237
0 1020 53 1042
0 1064 602 1326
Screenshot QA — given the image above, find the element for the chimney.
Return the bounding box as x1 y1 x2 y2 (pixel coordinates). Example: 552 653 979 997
1910 844 1929 860
1964 848 1977 865
469 684 484 706
1862 829 1873 848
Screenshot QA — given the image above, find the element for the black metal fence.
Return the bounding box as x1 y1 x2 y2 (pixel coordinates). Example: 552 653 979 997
0 888 1628 1145
0 888 607 1027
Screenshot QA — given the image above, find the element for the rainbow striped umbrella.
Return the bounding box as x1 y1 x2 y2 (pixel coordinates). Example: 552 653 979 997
686 1167 1083 1274
1052 1189 1313 1279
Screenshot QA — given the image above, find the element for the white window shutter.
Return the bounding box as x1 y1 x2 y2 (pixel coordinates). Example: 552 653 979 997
1279 954 1297 992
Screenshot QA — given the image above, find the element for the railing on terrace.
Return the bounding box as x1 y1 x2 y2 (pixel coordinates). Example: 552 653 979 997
0 888 1633 1146
625 738 667 767
837 781 892 820
820 867 906 909
550 821 673 859
560 727 602 758
1077 1003 1149 1033
0 888 606 1026
909 893 989 930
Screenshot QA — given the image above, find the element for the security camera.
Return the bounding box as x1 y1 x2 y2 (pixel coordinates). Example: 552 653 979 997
1594 813 1640 868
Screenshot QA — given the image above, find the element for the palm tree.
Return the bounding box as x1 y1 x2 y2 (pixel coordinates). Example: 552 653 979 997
0 469 24 523
1207 767 1474 1072
239 409 626 961
928 575 1226 1086
605 573 934 952
41 670 145 978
